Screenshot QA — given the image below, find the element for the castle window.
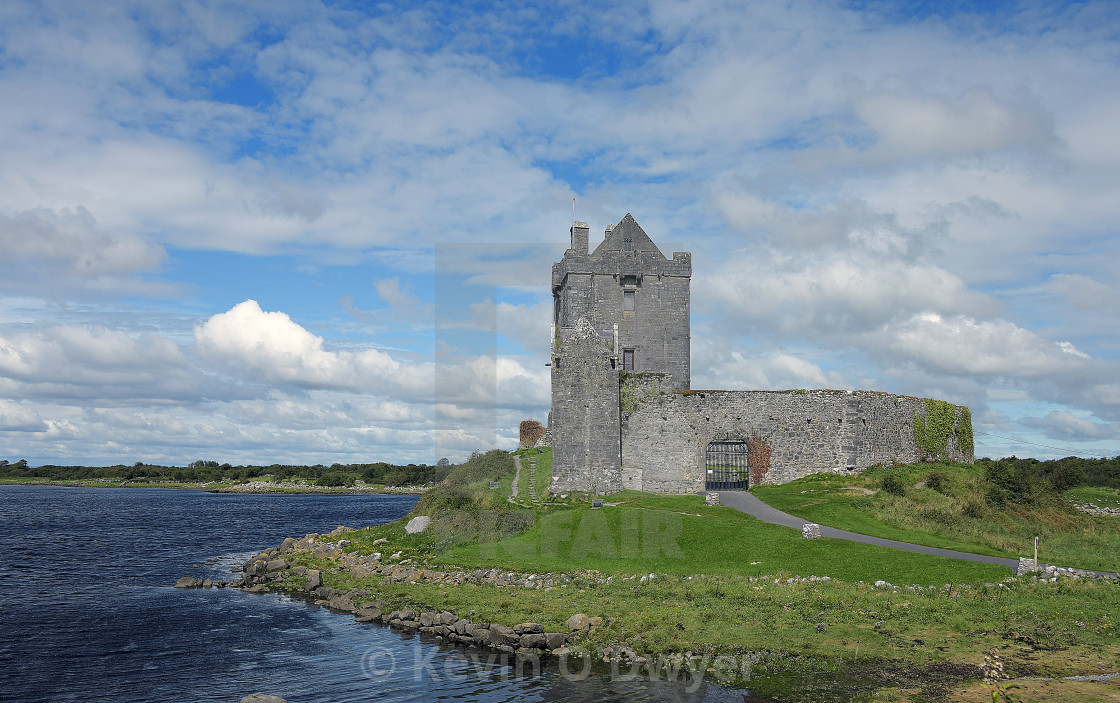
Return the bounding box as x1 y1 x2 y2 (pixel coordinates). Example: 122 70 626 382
620 275 638 287
623 349 635 370
623 238 634 252
623 290 635 311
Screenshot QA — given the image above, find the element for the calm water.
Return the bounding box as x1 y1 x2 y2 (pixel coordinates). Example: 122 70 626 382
0 485 766 703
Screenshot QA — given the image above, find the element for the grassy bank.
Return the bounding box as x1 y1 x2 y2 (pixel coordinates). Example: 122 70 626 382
751 463 1120 573
255 450 1119 701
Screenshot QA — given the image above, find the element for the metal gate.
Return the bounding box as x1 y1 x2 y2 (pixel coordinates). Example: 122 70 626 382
705 435 749 491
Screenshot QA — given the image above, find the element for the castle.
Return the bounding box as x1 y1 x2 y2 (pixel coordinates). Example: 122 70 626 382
547 214 974 494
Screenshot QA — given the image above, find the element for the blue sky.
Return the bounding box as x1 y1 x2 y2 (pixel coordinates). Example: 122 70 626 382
2 0 1119 466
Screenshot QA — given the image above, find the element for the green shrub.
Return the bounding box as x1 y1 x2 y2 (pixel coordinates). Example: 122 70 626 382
316 472 355 487
414 450 518 515
963 500 985 519
926 470 947 494
881 472 907 497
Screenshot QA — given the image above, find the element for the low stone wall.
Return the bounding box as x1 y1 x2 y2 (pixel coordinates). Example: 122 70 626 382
620 374 972 491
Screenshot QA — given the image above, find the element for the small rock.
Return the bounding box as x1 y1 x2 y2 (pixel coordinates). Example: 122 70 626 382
174 577 201 589
405 516 432 534
544 632 568 649
241 695 288 703
566 613 590 632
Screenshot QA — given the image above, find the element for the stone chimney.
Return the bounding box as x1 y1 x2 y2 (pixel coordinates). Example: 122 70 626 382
570 221 589 254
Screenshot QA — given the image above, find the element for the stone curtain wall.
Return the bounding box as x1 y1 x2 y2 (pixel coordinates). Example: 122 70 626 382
549 318 623 494
619 373 973 493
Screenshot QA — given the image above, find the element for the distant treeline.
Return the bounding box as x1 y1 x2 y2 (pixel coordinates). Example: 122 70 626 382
976 455 1120 503
0 458 453 486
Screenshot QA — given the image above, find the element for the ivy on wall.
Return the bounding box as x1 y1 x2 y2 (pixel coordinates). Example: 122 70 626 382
620 384 638 415
954 407 974 456
913 398 958 458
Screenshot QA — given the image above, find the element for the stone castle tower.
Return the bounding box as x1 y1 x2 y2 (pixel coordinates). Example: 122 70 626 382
550 214 692 492
548 213 974 496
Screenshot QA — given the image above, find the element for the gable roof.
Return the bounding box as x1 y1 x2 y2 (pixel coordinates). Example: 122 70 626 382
590 213 666 259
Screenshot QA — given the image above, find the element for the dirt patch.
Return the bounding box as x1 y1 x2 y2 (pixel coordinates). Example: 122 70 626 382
844 486 876 495
947 677 1120 702
752 658 981 702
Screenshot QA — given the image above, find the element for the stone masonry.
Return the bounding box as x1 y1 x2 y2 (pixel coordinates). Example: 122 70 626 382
548 214 974 494
619 372 973 492
552 214 691 390
549 318 623 493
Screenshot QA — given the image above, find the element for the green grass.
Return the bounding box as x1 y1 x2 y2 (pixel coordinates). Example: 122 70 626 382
507 447 556 505
534 447 553 499
1065 485 1120 511
752 463 1120 573
331 485 1010 586
436 494 1008 585
290 495 1120 698
301 557 1120 670
276 453 1120 698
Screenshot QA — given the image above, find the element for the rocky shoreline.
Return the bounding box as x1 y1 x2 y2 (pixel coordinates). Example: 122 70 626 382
176 526 711 673
174 523 1120 692
207 481 430 494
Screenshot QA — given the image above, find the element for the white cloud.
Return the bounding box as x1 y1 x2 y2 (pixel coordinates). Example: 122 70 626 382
850 85 1057 163
194 300 429 394
1050 274 1120 315
0 399 47 432
884 313 1092 379
0 324 203 401
703 249 992 338
1021 410 1117 442
0 207 169 296
692 346 835 391
3 0 1120 464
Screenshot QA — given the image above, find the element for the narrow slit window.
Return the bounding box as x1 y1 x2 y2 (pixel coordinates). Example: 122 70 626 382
623 290 635 311
623 238 634 252
623 349 635 371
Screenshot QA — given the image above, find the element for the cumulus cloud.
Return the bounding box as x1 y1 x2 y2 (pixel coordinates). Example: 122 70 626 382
0 399 47 432
194 300 430 394
0 324 207 402
193 299 548 412
3 0 1120 463
692 346 836 391
0 207 169 296
883 313 1092 378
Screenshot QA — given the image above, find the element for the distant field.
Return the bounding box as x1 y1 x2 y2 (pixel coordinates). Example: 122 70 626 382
1065 485 1120 511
